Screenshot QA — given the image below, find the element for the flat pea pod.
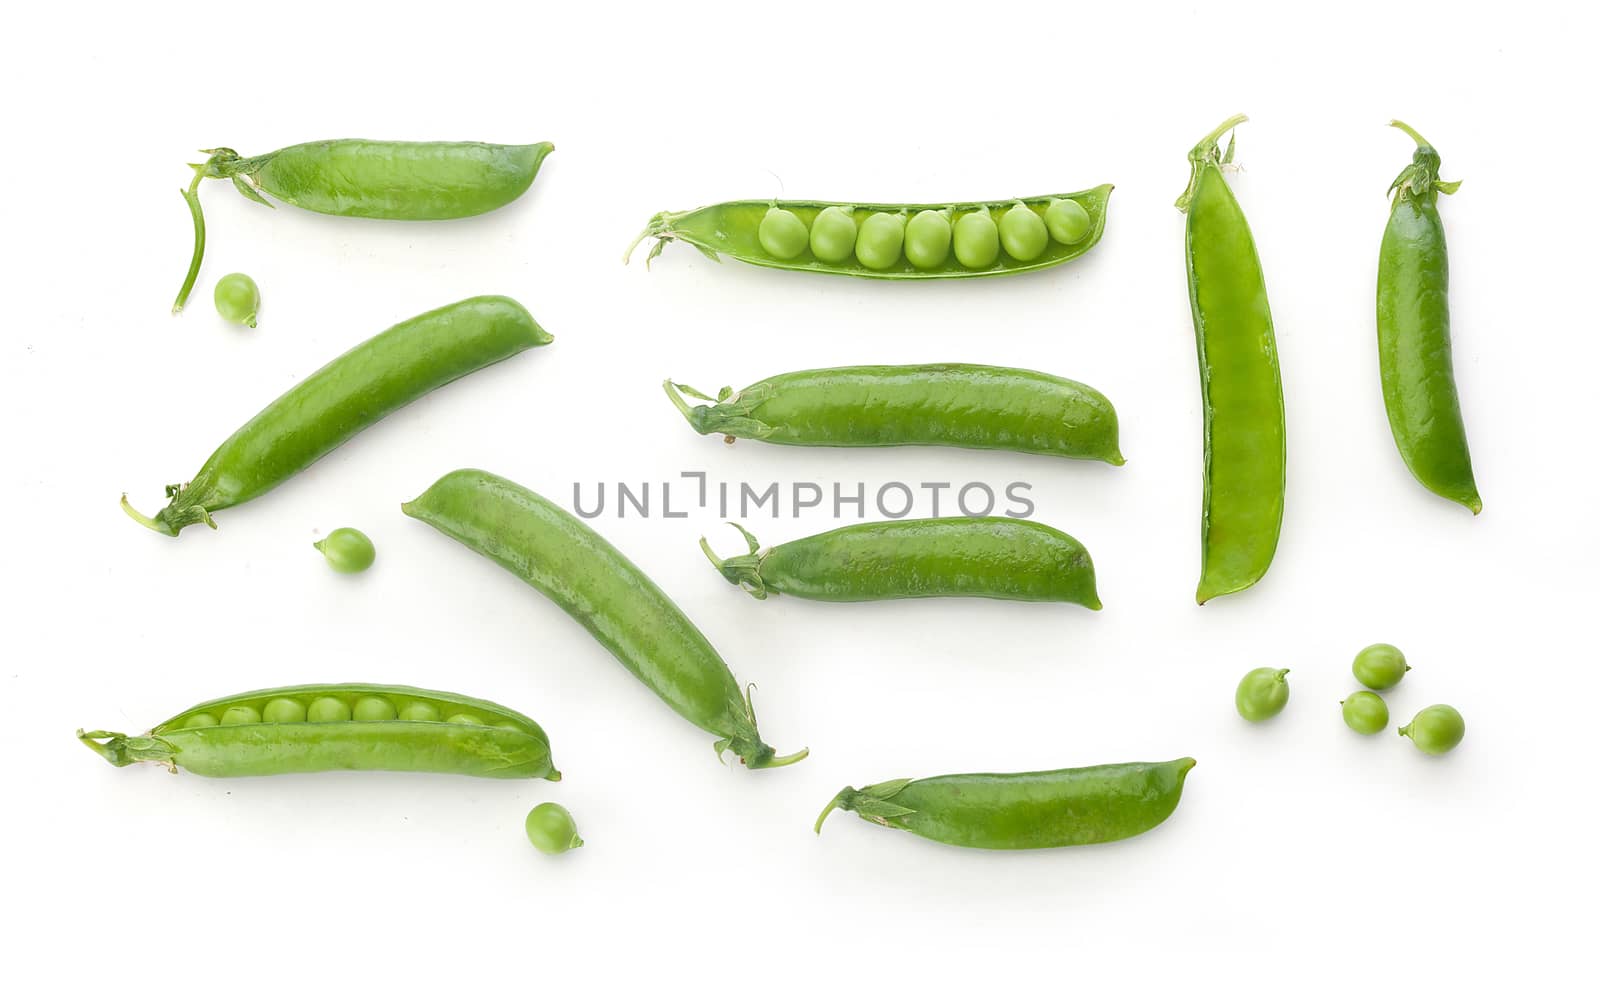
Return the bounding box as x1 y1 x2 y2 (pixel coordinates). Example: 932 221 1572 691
172 141 554 312
815 759 1195 850
1176 115 1286 604
665 364 1123 464
402 469 805 770
122 296 551 537
1377 121 1480 514
625 185 1112 278
77 683 559 780
701 518 1100 608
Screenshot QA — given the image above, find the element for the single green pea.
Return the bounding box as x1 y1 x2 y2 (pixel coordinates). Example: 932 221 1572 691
398 701 441 722
809 206 857 263
1399 704 1465 755
952 209 1000 269
447 712 485 726
262 697 307 723
757 207 809 259
998 202 1048 261
183 713 219 729
219 705 261 725
352 696 397 721
1341 691 1389 735
213 272 260 328
855 212 906 271
904 210 952 269
1353 643 1410 691
525 802 584 855
314 528 376 574
1235 667 1290 722
306 697 352 722
1045 198 1091 244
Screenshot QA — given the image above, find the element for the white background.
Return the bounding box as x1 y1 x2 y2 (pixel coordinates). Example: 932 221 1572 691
2 1 1594 984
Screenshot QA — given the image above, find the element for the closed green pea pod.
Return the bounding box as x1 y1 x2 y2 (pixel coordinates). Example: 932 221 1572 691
758 207 809 259
904 210 952 269
953 208 1000 269
998 202 1048 261
855 212 906 270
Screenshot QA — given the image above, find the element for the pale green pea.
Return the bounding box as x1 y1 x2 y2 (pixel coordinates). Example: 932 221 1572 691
398 701 441 722
1235 667 1290 722
447 712 485 726
809 206 857 263
855 212 905 270
262 698 307 723
306 697 351 722
314 528 375 574
953 209 1000 268
1045 198 1091 244
213 272 260 328
1353 643 1409 691
525 802 584 855
757 207 809 259
1399 704 1465 755
1341 691 1389 735
904 210 952 269
998 202 1048 261
183 713 219 729
220 705 261 725
352 697 397 721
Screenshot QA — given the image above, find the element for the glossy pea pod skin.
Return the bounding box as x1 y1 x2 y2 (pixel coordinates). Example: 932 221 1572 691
666 364 1123 464
815 759 1195 850
402 469 804 770
702 518 1101 608
625 186 1112 278
77 683 559 780
123 296 551 536
1176 115 1286 604
1377 122 1480 514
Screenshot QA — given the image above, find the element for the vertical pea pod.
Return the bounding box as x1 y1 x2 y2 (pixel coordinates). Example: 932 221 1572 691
1376 122 1479 514
1175 115 1286 604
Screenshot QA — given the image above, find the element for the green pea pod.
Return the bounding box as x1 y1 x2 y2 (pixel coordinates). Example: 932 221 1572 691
701 518 1101 608
666 363 1123 464
78 683 558 780
1175 115 1286 604
173 140 554 312
1376 121 1480 513
815 759 1195 850
402 469 805 770
123 296 551 537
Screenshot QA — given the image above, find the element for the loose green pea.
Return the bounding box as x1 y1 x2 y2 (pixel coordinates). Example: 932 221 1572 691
220 705 261 725
1341 691 1389 735
525 802 583 855
306 697 351 722
809 206 856 263
904 210 952 269
1353 643 1410 691
262 698 307 723
953 209 999 269
998 202 1048 261
1399 704 1465 755
352 696 397 721
757 207 809 260
1045 198 1091 244
213 272 260 328
1235 667 1290 722
183 713 218 729
398 701 441 722
855 212 905 271
314 528 376 574
447 712 485 726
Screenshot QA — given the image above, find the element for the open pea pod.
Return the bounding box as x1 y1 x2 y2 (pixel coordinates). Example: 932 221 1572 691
626 185 1113 279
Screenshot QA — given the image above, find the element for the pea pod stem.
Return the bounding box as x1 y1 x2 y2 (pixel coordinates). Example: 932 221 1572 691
171 169 206 313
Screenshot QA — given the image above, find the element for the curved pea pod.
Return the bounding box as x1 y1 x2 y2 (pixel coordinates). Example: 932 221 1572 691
815 759 1195 850
173 140 553 312
402 469 805 770
702 518 1101 608
626 186 1112 278
665 363 1123 464
77 683 559 780
122 296 552 537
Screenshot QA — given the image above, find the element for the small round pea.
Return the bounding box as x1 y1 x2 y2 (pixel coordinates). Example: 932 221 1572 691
213 273 260 328
447 712 485 726
1352 643 1410 691
809 206 857 263
183 713 219 729
757 207 809 260
1399 704 1465 755
1045 198 1092 244
855 212 905 270
998 203 1048 261
398 701 442 723
352 696 397 721
1235 667 1290 722
306 697 351 722
904 210 952 269
314 528 375 574
219 705 261 725
1341 691 1389 735
952 209 1000 269
525 802 584 855
262 697 307 723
